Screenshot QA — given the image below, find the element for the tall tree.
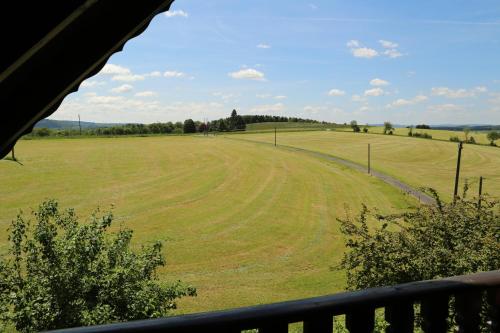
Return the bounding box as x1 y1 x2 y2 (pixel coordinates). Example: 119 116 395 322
487 131 499 146
183 119 197 133
383 121 394 134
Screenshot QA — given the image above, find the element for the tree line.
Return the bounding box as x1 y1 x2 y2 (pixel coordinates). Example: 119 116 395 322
27 110 326 137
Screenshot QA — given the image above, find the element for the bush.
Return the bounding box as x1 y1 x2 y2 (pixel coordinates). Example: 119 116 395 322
449 136 460 142
339 189 499 290
466 136 476 144
363 127 368 133
0 200 196 332
413 132 432 139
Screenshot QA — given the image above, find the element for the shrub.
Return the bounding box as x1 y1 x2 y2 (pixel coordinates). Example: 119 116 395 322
449 136 460 142
0 200 196 332
467 136 476 144
413 132 432 139
338 189 499 290
363 127 368 133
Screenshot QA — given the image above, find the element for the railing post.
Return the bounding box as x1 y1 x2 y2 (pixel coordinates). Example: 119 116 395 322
421 295 449 333
455 291 482 333
487 288 500 332
346 307 375 333
303 312 333 333
385 301 414 333
259 322 288 333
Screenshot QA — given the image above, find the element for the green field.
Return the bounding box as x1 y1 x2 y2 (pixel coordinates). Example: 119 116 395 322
235 130 500 201
0 136 415 314
245 121 338 131
337 126 493 145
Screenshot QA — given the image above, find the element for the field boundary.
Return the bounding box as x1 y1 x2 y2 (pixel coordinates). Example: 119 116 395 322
227 136 436 205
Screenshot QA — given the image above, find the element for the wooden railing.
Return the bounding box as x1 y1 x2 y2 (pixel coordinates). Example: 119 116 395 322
48 270 500 333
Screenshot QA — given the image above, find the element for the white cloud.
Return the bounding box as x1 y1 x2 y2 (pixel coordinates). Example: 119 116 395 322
308 3 318 10
229 68 266 81
111 84 133 93
165 10 188 18
80 80 106 88
135 91 156 97
379 40 399 49
328 89 346 96
384 49 403 58
257 43 271 49
249 103 284 113
148 71 162 77
256 93 272 98
111 74 145 82
346 40 360 48
274 95 287 99
370 78 389 86
164 70 187 78
351 47 379 58
100 64 131 75
427 104 463 112
351 94 365 102
431 86 488 98
364 88 384 96
386 95 428 108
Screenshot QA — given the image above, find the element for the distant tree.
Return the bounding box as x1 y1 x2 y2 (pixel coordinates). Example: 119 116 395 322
228 109 238 130
218 119 228 132
198 123 207 133
408 125 413 137
463 126 470 142
0 200 195 332
467 136 476 144
487 131 499 146
363 127 368 133
350 120 360 132
416 124 431 129
383 122 394 134
183 119 197 133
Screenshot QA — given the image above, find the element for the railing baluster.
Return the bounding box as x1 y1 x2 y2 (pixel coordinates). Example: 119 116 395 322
487 288 500 332
346 307 375 333
259 322 288 333
303 312 333 333
455 291 482 333
385 301 414 333
421 295 449 333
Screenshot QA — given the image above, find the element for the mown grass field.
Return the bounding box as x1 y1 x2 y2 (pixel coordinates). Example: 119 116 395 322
337 126 492 145
236 130 500 201
0 136 414 314
246 121 339 131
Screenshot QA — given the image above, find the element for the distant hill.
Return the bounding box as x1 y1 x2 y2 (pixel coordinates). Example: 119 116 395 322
35 119 123 129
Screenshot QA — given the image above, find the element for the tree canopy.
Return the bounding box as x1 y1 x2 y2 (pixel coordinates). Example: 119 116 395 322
0 200 196 332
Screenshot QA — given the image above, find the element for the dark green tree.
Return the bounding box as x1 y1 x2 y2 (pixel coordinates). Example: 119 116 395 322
228 109 238 130
0 200 196 332
383 121 394 134
350 120 360 132
487 131 499 146
218 119 228 132
183 119 197 133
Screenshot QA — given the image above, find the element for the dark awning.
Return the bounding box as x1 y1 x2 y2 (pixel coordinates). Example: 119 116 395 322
0 0 174 158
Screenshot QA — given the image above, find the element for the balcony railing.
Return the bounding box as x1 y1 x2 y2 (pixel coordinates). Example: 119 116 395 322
48 270 500 333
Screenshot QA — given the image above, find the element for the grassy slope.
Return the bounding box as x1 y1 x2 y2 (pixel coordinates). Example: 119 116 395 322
240 131 500 201
0 136 413 313
337 126 492 145
246 122 337 131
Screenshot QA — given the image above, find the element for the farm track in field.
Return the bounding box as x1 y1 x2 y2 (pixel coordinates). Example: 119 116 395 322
227 136 436 205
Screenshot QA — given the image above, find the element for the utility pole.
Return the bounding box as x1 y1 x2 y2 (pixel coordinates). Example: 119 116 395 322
368 143 371 174
274 127 277 147
78 114 82 135
478 176 483 209
453 141 463 203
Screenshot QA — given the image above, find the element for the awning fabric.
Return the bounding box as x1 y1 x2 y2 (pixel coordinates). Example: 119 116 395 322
0 0 174 158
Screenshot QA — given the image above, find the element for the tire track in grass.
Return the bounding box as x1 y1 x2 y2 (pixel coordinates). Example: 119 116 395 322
227 137 436 205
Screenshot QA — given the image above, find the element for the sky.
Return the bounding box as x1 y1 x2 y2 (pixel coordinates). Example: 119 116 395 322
52 0 500 125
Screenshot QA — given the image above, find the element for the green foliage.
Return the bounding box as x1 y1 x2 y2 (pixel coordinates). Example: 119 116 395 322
449 136 460 142
363 127 368 133
383 121 394 134
0 200 196 332
183 119 197 133
466 136 476 144
350 120 360 132
412 132 432 139
487 131 499 146
339 189 500 290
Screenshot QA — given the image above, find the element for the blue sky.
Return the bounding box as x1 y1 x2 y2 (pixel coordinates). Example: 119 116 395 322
53 0 500 125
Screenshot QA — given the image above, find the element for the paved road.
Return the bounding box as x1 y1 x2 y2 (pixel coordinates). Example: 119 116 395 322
229 137 436 205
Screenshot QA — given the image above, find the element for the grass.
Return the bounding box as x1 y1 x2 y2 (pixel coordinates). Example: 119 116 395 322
0 136 415 314
238 130 500 201
338 126 494 145
245 122 339 131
